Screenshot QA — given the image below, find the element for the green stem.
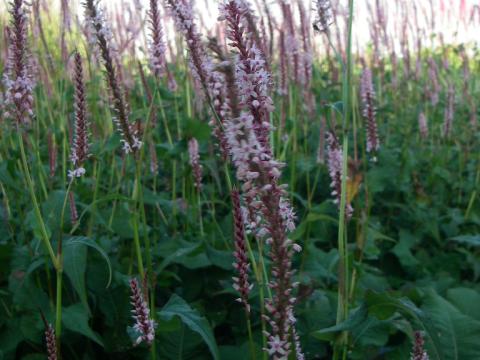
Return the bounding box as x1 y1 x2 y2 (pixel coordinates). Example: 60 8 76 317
17 130 58 269
132 160 145 279
334 1 354 358
55 263 63 345
197 189 204 237
246 316 256 360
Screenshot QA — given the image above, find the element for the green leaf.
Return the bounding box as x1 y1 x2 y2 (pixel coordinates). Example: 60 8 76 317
63 240 89 314
313 305 368 341
63 303 104 347
157 243 202 273
206 245 233 270
183 118 214 141
306 213 339 224
20 313 43 344
421 290 480 360
66 236 112 288
158 294 219 360
391 230 419 268
446 288 480 321
449 235 480 247
365 291 423 320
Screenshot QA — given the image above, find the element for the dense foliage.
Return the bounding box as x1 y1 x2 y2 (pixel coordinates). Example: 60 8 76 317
0 0 479 359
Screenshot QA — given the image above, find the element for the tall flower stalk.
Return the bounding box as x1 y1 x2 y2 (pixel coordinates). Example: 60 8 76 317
69 51 89 178
219 2 303 358
7 3 63 348
360 67 380 154
84 0 141 154
327 132 353 218
188 137 204 235
313 0 333 34
164 0 216 101
231 188 255 358
314 1 355 359
188 137 203 190
147 0 166 79
165 0 229 154
231 188 252 313
418 112 428 139
443 84 454 138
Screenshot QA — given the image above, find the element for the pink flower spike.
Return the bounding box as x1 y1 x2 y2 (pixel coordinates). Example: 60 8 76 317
129 278 156 346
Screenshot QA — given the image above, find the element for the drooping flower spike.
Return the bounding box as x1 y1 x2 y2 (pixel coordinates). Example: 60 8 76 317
360 67 380 153
411 331 429 360
69 51 89 179
231 188 252 313
84 0 142 154
188 138 203 190
44 324 58 360
3 0 35 125
219 2 303 358
327 131 353 219
147 0 166 78
313 0 333 33
129 278 156 346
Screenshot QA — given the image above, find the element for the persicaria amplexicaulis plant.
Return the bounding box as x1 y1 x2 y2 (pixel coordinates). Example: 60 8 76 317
360 67 380 154
231 188 252 313
68 191 78 224
164 0 217 101
165 0 230 155
3 0 34 125
44 323 57 360
188 137 203 190
69 51 89 179
411 331 429 360
316 116 326 165
313 0 333 33
147 0 166 78
443 83 455 138
84 0 142 154
327 131 353 219
129 278 156 346
418 112 428 139
219 1 303 358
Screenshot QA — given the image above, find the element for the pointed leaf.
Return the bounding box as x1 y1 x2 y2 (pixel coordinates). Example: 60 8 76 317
158 294 219 360
63 303 104 347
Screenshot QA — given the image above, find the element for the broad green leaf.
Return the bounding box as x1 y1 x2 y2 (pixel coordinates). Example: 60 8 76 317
157 243 202 273
446 288 480 321
219 342 262 360
158 324 207 360
20 313 43 343
63 303 104 347
158 294 220 360
313 305 368 341
449 235 480 247
365 291 423 320
306 213 339 224
206 245 233 270
421 290 480 360
66 236 112 288
63 240 89 314
391 230 419 268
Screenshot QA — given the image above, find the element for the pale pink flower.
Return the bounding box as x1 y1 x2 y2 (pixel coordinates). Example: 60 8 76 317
327 132 353 219
130 278 156 346
188 138 203 189
360 67 380 153
418 112 428 139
